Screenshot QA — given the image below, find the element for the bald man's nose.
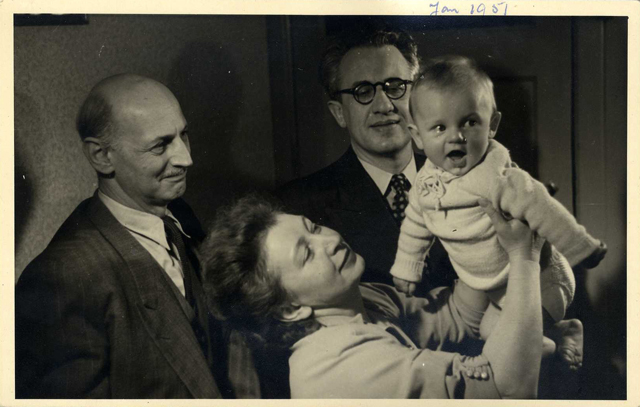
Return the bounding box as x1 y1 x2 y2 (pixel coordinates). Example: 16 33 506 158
170 137 193 167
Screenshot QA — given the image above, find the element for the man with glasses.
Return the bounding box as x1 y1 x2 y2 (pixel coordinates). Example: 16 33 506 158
278 27 457 294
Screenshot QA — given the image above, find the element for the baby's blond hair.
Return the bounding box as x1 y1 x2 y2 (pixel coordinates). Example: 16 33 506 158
411 55 497 117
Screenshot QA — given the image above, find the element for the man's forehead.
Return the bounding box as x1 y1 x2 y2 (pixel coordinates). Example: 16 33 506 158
111 94 185 143
338 45 411 86
106 80 172 109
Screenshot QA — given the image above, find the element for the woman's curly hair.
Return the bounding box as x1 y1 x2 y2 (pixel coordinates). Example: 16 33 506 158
200 193 321 352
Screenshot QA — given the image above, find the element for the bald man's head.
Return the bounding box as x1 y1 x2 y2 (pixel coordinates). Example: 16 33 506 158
79 74 192 215
76 74 177 148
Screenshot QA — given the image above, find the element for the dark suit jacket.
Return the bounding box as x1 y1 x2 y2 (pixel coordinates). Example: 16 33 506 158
277 146 456 292
15 193 233 399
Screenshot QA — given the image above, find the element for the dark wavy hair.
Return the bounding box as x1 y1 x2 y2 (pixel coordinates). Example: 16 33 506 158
321 26 420 101
200 194 322 350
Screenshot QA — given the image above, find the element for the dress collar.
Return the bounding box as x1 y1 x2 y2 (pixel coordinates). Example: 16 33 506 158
315 312 368 327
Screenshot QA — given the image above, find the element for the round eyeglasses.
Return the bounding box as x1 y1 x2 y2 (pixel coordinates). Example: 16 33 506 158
337 78 413 105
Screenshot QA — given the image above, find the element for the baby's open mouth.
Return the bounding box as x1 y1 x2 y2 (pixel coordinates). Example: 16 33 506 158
447 150 466 161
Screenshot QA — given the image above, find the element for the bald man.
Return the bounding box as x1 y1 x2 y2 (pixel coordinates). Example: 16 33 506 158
15 74 252 398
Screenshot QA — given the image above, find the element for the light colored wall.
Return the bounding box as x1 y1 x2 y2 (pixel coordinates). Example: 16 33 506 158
15 15 275 278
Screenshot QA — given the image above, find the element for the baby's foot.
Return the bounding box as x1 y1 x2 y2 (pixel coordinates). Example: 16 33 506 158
552 319 584 371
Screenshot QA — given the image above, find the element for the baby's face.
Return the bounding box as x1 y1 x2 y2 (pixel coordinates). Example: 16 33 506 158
410 85 499 176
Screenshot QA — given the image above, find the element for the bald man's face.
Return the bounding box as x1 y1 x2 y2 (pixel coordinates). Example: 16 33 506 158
106 83 192 214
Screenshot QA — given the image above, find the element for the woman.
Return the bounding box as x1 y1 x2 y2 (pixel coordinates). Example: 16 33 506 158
201 195 544 399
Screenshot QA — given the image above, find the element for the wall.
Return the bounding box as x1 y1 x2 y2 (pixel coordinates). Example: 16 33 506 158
14 15 275 278
571 17 627 399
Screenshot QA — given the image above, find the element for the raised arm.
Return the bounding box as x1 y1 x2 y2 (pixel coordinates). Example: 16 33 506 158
492 167 603 266
478 199 544 398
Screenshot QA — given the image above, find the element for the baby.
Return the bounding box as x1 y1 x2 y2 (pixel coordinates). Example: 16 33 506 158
390 55 606 369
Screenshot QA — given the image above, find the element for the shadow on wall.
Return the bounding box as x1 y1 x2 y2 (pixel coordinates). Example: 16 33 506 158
566 188 627 400
15 149 33 262
167 41 271 227
14 92 37 275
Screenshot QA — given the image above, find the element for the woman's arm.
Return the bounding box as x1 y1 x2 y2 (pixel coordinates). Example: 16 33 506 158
479 199 544 399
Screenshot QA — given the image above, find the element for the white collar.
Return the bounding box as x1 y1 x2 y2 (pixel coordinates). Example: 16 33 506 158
98 190 188 250
357 154 417 195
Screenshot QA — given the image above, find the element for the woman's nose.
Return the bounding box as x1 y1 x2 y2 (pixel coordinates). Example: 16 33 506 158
317 230 342 254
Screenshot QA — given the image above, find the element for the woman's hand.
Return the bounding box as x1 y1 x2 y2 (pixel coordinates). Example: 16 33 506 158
478 199 544 263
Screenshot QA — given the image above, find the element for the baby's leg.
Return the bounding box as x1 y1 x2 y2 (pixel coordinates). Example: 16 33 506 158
477 247 582 370
454 280 491 337
479 286 580 369
543 310 584 371
480 302 578 367
540 247 583 370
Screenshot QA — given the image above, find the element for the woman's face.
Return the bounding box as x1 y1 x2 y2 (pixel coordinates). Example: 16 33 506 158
264 214 365 310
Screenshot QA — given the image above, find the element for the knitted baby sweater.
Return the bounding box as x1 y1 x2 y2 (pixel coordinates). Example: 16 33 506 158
391 140 601 292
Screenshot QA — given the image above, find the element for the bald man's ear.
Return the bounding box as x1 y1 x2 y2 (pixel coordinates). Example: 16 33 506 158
83 137 115 176
327 100 347 128
275 303 313 322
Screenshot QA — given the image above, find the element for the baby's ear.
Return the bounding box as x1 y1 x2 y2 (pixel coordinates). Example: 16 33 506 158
408 124 424 150
275 303 313 322
489 111 502 138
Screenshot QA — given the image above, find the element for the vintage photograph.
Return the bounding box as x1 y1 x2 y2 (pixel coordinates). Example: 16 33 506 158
4 2 634 404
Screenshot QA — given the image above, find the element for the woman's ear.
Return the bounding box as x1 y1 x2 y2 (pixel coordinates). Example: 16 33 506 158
327 100 347 128
82 137 115 176
489 111 502 139
276 303 313 322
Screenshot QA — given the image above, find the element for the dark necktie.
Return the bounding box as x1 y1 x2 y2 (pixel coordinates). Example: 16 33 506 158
162 216 195 307
162 216 218 374
389 173 411 227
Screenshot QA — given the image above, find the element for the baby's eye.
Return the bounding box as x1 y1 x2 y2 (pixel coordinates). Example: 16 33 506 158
433 125 446 133
466 119 478 127
312 224 322 233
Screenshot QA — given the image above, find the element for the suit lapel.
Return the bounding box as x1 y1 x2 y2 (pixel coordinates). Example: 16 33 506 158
334 148 392 213
335 148 426 212
332 147 397 236
86 194 221 398
329 149 428 281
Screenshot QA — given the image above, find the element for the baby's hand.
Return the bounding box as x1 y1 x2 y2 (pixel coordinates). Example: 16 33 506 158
393 277 417 297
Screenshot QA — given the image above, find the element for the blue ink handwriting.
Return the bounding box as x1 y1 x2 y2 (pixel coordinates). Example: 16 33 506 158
429 1 508 16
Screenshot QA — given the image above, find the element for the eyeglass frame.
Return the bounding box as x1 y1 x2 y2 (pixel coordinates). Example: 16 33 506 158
336 78 414 105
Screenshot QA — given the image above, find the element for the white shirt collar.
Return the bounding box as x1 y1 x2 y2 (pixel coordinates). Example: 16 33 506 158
98 190 188 250
357 154 417 195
